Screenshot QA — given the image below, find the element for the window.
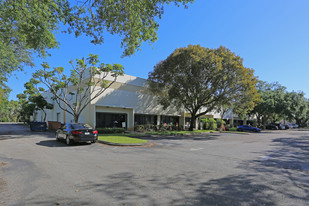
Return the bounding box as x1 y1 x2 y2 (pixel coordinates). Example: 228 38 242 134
57 113 60 122
96 112 127 128
134 114 157 125
161 116 179 126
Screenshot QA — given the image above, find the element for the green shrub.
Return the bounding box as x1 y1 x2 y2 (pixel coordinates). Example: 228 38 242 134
216 118 226 129
134 125 145 132
201 118 217 130
201 118 209 130
208 118 217 130
96 128 125 134
228 127 237 131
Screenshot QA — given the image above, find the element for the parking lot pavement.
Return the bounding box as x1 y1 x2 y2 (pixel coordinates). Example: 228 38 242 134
0 124 308 205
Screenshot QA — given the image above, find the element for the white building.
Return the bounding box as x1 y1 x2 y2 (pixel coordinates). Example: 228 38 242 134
36 73 222 130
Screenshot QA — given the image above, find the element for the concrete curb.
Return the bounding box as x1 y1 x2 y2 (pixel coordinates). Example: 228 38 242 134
97 140 149 146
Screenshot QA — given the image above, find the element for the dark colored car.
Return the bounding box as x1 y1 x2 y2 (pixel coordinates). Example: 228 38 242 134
237 125 261 132
266 123 278 130
266 123 286 130
56 123 98 145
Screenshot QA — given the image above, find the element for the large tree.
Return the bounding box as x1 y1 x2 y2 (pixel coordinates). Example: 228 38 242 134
251 81 286 128
0 89 20 122
33 54 124 123
148 45 259 131
17 78 54 122
284 91 309 126
0 0 194 86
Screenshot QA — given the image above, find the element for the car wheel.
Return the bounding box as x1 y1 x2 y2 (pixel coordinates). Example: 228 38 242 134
253 129 257 132
66 136 72 145
92 140 97 143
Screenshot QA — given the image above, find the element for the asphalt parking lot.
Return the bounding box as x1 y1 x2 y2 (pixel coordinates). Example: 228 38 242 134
0 123 308 205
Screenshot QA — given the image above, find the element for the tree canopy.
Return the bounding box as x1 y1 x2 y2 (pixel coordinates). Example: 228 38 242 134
0 0 194 87
283 91 309 126
148 45 259 130
17 78 53 122
251 81 286 128
33 54 124 123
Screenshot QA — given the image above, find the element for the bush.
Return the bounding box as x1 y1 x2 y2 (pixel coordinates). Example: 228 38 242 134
134 124 158 132
216 118 226 129
134 125 145 132
228 127 237 131
96 128 125 134
201 118 217 130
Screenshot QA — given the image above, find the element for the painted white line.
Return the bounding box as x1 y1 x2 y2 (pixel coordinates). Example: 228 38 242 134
190 148 204 151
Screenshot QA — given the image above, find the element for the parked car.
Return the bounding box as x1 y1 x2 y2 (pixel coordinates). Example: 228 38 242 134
237 125 261 132
275 123 286 130
285 123 294 129
267 123 285 130
292 124 299 128
56 123 98 145
266 123 278 130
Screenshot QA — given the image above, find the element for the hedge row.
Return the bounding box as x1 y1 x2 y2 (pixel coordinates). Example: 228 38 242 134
96 128 125 134
134 124 181 132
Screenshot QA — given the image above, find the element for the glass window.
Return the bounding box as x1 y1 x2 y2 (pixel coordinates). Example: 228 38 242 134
134 114 157 125
96 112 127 128
161 116 179 126
71 123 93 129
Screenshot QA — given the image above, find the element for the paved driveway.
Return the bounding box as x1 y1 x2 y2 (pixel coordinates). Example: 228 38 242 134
0 123 308 205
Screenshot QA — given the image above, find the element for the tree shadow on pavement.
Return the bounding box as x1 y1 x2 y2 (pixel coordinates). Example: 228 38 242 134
59 135 308 205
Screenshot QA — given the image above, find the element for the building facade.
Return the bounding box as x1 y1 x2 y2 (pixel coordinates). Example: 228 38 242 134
35 73 221 130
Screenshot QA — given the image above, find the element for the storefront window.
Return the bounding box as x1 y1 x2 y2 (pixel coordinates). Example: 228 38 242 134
96 112 127 128
161 115 179 126
134 114 157 125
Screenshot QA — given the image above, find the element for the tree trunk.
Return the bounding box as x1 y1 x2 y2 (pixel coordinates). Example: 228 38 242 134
295 118 302 127
262 116 267 130
42 110 47 122
74 114 80 123
189 114 196 131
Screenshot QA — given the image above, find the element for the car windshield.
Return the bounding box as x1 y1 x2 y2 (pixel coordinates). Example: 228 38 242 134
71 124 93 129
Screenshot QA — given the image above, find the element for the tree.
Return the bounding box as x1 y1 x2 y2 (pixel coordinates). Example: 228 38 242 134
0 0 67 86
148 45 259 131
17 78 54 122
1 0 194 86
251 81 286 129
284 91 309 126
0 89 21 122
33 54 124 123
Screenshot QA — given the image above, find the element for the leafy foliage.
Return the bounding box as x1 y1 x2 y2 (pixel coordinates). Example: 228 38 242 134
0 0 194 88
96 127 126 134
0 0 68 85
251 81 287 128
283 91 309 126
0 89 20 122
17 78 53 122
33 54 124 123
148 45 259 130
66 0 194 57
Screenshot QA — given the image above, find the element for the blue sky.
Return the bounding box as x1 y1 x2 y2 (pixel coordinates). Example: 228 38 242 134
7 0 309 100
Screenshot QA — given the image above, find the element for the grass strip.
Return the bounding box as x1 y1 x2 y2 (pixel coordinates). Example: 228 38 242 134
98 135 148 144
